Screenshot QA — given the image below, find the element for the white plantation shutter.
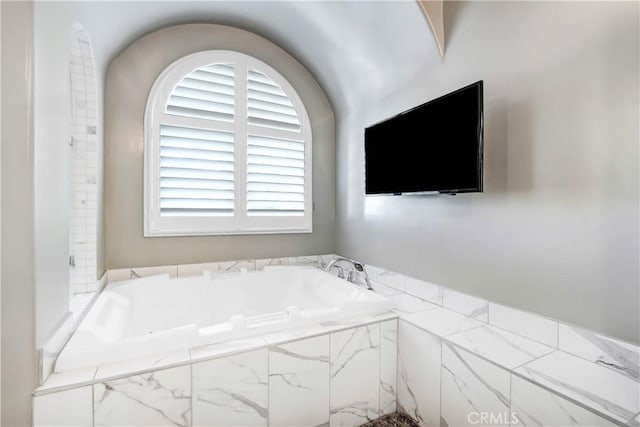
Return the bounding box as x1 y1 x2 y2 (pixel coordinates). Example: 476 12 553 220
247 135 305 216
159 125 235 217
144 51 312 236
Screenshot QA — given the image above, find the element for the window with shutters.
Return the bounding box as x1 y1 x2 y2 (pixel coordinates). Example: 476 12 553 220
144 51 312 236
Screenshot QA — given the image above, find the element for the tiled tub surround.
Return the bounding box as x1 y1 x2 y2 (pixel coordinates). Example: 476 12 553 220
36 255 639 426
365 263 640 427
34 317 399 427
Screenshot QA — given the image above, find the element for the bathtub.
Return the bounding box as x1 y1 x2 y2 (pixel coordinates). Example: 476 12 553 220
55 266 394 372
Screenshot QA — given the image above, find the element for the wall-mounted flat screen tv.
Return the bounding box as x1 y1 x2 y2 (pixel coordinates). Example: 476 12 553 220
365 81 483 195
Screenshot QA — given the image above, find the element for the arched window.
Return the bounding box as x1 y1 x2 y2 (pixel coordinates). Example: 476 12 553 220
144 51 312 236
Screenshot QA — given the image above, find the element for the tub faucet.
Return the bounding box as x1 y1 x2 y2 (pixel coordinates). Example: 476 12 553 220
325 257 374 290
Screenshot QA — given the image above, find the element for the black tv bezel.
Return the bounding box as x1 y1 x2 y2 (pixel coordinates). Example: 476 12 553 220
364 80 484 196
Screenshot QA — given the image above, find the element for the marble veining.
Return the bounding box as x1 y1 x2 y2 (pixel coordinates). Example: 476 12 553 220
192 348 268 426
268 335 330 426
93 365 191 427
255 257 289 269
94 349 190 382
510 374 618 427
379 320 398 416
559 324 640 382
515 351 640 424
488 303 558 348
218 259 256 272
441 342 511 427
442 288 489 322
445 325 554 369
397 320 441 427
330 325 380 426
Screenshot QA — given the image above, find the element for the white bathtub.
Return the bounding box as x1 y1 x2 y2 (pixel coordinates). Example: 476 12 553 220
55 266 393 372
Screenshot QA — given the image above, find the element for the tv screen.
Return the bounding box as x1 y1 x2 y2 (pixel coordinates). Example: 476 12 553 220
365 81 483 195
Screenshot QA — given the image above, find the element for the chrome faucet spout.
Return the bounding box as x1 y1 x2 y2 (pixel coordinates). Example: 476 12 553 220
325 257 374 290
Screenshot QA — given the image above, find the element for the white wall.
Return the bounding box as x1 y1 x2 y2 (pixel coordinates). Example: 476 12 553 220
33 2 107 347
337 1 639 343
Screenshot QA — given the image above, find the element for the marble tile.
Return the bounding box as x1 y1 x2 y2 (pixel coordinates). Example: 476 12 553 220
441 342 511 427
629 413 640 427
219 259 256 272
130 265 177 278
94 365 191 426
33 386 93 427
445 325 554 369
488 303 558 347
177 262 219 277
35 366 97 395
330 325 381 426
321 315 379 333
269 334 330 426
389 293 438 314
377 269 406 292
404 276 443 305
370 280 403 297
442 288 489 322
191 336 268 362
94 349 191 381
510 374 618 427
255 257 289 269
107 268 131 283
558 323 640 381
288 255 320 267
193 348 268 427
402 306 482 338
515 351 640 424
397 320 441 427
263 324 329 345
380 319 398 416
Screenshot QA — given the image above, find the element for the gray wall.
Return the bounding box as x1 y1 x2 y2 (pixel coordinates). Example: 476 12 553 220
1 2 37 425
336 1 640 343
105 24 335 269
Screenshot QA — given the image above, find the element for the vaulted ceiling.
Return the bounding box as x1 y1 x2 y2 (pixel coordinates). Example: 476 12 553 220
72 1 441 115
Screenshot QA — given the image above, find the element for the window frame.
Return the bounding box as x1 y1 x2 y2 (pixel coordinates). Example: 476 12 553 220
144 50 312 237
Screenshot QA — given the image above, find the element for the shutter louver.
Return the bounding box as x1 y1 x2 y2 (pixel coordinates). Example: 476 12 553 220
159 125 234 217
166 63 235 122
248 69 301 132
147 52 311 236
247 135 305 216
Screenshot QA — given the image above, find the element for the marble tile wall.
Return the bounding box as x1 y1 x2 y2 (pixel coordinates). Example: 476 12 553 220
35 316 398 427
330 325 380 425
441 343 511 427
